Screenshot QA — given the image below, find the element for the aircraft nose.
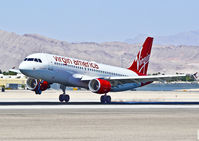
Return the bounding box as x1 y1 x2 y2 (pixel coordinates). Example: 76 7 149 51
19 62 26 71
19 62 32 75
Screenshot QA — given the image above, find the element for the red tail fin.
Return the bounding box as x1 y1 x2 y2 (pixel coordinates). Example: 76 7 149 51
128 37 153 75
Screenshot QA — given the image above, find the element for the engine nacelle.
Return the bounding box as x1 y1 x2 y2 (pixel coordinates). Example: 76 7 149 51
88 79 111 94
26 78 49 93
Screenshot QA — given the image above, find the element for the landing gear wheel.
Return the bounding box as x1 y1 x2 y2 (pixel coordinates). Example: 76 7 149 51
35 90 41 95
59 94 64 102
59 94 70 103
100 95 111 104
100 95 106 104
106 95 111 104
63 95 70 103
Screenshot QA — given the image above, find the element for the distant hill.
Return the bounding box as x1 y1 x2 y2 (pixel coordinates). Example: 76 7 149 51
125 30 199 46
0 29 199 74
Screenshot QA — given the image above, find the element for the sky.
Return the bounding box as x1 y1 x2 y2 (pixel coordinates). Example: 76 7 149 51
0 0 198 42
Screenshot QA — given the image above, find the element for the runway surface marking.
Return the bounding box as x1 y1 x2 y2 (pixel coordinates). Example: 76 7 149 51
0 105 199 109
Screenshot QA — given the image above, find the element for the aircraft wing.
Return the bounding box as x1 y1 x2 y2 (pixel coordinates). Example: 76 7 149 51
106 74 190 84
81 74 194 85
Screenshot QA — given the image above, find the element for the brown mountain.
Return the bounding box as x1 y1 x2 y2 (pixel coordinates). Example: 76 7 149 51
0 29 198 74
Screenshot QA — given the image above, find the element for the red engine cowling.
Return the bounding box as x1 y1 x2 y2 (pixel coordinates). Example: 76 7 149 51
26 78 49 92
88 78 111 94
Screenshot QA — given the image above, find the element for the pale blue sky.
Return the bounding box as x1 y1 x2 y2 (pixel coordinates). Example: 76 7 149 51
0 0 198 42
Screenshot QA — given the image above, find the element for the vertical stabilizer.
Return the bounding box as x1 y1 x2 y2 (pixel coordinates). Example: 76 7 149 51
128 37 153 75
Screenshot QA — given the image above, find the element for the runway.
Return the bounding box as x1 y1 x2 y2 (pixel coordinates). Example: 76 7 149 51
0 90 199 140
1 101 199 110
0 108 199 141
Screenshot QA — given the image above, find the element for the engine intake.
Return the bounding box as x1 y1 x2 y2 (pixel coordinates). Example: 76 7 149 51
26 78 49 92
26 78 38 90
88 79 111 94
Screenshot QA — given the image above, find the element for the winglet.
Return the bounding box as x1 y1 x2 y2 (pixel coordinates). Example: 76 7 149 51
193 72 198 80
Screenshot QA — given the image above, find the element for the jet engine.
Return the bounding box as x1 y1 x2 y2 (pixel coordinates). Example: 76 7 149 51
88 78 111 94
26 78 50 94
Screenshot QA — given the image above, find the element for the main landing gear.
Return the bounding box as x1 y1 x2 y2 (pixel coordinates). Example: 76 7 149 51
59 94 70 103
59 85 70 103
100 94 111 104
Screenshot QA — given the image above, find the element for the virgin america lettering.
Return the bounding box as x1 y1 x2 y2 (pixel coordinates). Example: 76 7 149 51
53 56 99 69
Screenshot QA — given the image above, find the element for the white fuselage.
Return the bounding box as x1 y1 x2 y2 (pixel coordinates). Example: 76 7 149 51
19 53 141 91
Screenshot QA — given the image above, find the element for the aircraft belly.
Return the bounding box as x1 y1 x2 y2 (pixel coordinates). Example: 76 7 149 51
63 76 88 88
47 69 88 88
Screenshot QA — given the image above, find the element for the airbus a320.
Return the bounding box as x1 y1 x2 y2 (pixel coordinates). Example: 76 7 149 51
16 37 190 103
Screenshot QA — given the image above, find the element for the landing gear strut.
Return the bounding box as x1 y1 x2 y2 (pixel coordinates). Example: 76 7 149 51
100 94 111 104
59 84 70 103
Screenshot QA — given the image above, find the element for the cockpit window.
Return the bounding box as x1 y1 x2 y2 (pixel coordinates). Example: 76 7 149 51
24 58 42 63
38 59 42 63
28 58 34 61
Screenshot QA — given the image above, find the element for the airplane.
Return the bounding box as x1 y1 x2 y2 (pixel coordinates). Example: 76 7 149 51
17 37 191 103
